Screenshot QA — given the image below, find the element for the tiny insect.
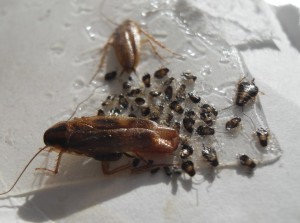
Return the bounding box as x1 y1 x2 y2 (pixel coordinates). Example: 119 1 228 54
182 71 197 82
0 116 180 195
142 73 151 88
179 144 194 159
225 116 241 130
169 101 184 114
183 116 195 133
202 144 219 167
188 92 201 103
89 18 180 83
164 86 173 101
104 71 118 81
154 68 169 79
196 126 215 136
239 154 256 169
181 160 195 177
236 78 259 106
256 128 269 147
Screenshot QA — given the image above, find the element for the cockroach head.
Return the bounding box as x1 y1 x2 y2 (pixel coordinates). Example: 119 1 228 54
44 122 68 147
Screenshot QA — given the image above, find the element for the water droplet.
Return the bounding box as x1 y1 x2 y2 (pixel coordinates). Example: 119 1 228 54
200 65 212 76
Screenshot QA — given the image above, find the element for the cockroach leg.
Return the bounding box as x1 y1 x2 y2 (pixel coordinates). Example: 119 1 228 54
141 39 167 63
89 37 114 84
140 29 182 58
101 161 132 175
35 151 63 174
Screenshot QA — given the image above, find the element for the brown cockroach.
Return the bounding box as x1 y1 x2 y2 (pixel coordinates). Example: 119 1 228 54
89 18 181 83
0 116 180 195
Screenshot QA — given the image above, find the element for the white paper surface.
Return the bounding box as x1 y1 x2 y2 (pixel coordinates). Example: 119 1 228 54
0 0 299 222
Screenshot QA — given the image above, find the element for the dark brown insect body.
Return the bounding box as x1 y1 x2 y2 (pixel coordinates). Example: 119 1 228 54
239 154 256 169
236 79 259 106
226 116 241 130
181 160 195 177
202 145 219 167
256 128 269 147
196 126 215 136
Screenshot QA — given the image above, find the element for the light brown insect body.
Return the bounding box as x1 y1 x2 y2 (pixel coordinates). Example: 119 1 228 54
90 19 179 82
112 20 141 74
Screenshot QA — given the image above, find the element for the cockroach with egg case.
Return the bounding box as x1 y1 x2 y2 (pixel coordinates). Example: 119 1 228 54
0 116 180 195
89 1 181 83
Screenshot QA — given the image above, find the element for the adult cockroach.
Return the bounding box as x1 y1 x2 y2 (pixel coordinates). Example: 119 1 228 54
89 17 181 83
0 116 180 195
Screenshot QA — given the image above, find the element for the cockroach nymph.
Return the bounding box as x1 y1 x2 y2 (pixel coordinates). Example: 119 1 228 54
142 73 151 88
196 126 215 136
169 101 184 114
164 86 173 101
182 71 197 82
163 77 174 86
0 116 180 195
183 116 195 133
180 144 194 159
118 94 129 109
226 116 241 130
97 109 105 116
135 97 146 106
181 160 195 177
154 68 169 79
175 84 186 102
188 92 201 103
127 88 141 97
236 78 259 106
122 81 131 90
104 71 118 81
256 128 269 147
239 154 256 169
141 107 151 116
149 91 161 97
202 144 219 167
201 104 218 117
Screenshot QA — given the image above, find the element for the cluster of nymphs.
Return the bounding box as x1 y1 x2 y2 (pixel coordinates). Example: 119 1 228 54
99 68 269 176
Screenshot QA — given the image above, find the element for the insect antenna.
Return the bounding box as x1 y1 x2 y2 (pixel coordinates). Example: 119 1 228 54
100 0 118 28
68 86 100 120
0 146 49 196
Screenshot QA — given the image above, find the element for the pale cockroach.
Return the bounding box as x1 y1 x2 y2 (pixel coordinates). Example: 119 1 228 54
0 116 180 195
89 17 181 83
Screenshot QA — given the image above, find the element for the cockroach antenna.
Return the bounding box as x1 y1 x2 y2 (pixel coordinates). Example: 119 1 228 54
0 146 49 196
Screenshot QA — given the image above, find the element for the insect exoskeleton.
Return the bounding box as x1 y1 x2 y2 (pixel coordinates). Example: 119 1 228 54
256 128 269 147
225 116 241 130
202 144 219 167
236 78 259 106
239 154 256 169
44 116 180 157
0 116 180 195
89 19 180 83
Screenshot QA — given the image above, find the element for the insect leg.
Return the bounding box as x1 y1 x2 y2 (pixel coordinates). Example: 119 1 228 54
89 36 114 84
101 161 132 175
140 29 182 58
141 39 167 63
35 151 63 174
